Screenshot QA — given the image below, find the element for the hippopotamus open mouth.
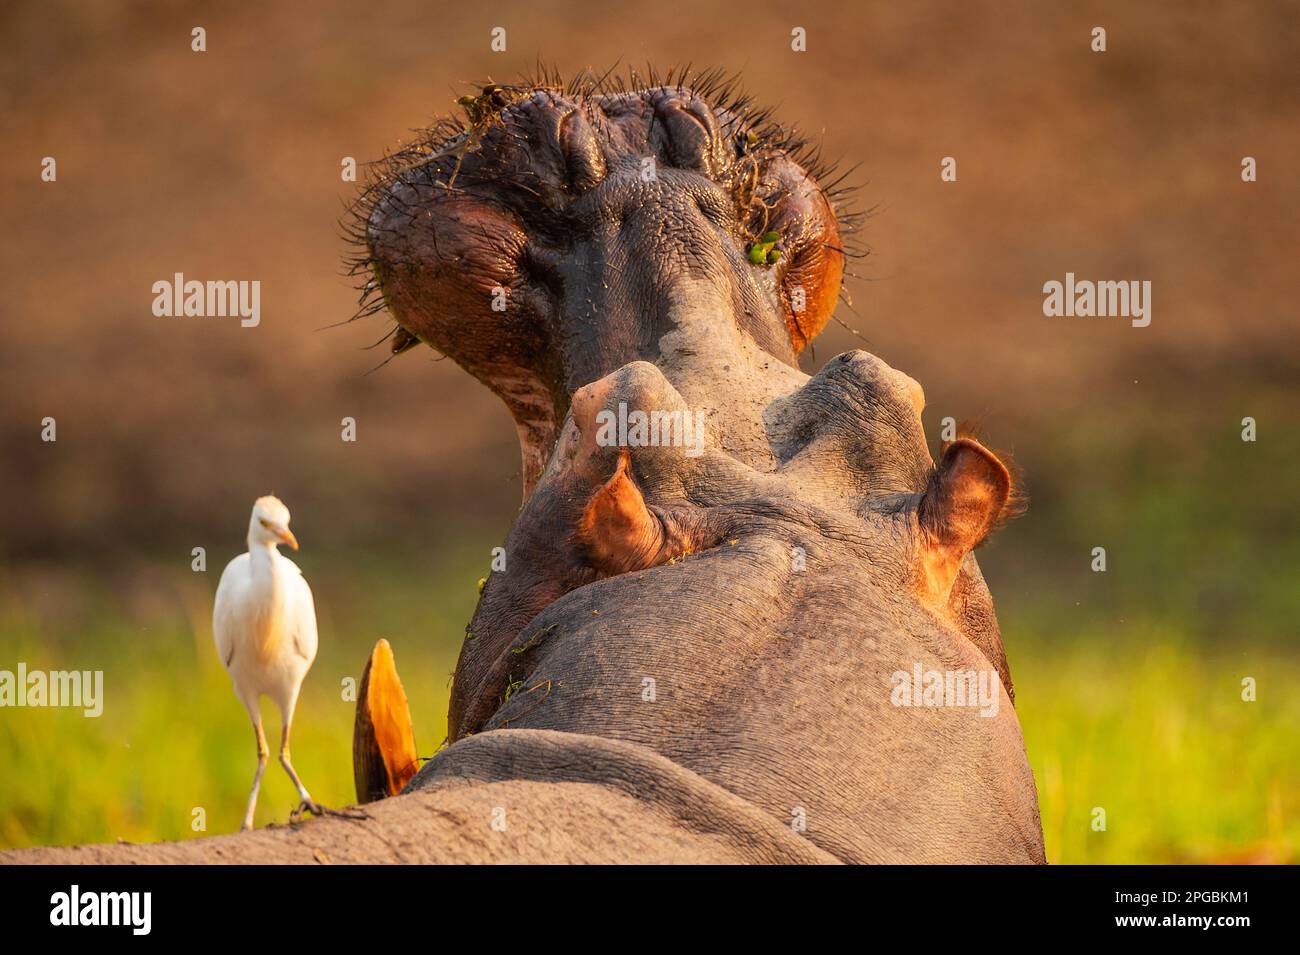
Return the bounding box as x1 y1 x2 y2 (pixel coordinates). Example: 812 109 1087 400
347 68 1043 863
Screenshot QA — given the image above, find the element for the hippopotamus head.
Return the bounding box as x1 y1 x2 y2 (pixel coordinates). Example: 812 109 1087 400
356 71 848 490
352 71 1043 863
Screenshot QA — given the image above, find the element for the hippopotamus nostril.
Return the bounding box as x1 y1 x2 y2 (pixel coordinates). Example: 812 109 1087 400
652 97 724 175
559 109 606 194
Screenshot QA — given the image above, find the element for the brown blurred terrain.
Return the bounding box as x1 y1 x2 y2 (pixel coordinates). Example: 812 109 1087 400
0 1 1297 859
2 0 1296 564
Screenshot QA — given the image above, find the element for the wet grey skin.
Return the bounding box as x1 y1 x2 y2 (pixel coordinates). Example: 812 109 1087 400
350 70 1044 864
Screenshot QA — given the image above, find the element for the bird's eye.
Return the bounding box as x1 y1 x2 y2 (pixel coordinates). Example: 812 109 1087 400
259 518 272 528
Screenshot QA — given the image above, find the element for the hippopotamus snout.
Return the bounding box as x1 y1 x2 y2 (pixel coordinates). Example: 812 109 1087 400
354 78 849 495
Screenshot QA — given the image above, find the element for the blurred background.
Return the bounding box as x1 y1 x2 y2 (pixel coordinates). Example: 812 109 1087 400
1 0 1296 862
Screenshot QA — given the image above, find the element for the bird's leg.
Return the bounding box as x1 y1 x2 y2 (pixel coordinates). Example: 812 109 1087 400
278 707 371 825
279 720 320 818
241 719 269 831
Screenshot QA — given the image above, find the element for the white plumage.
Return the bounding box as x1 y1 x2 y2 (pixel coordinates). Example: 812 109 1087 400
213 495 320 830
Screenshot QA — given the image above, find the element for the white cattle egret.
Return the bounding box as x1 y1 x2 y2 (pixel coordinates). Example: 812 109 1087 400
213 495 320 830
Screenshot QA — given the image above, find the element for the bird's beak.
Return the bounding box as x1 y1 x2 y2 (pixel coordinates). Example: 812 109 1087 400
273 525 299 550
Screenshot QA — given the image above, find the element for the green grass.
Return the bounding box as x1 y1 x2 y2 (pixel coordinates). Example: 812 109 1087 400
0 547 483 847
3 401 1298 860
1010 619 1298 864
3 575 1295 860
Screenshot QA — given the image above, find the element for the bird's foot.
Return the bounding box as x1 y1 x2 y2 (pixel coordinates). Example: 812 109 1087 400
289 800 371 825
288 799 322 824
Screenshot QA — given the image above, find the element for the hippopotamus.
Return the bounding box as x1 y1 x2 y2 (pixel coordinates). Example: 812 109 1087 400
6 70 1043 865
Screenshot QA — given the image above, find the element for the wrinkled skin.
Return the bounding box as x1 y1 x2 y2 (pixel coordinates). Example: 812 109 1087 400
369 77 1043 863
5 75 1043 865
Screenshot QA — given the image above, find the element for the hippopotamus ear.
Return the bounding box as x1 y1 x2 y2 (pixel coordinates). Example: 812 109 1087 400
577 451 662 576
916 438 1017 605
576 450 722 578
